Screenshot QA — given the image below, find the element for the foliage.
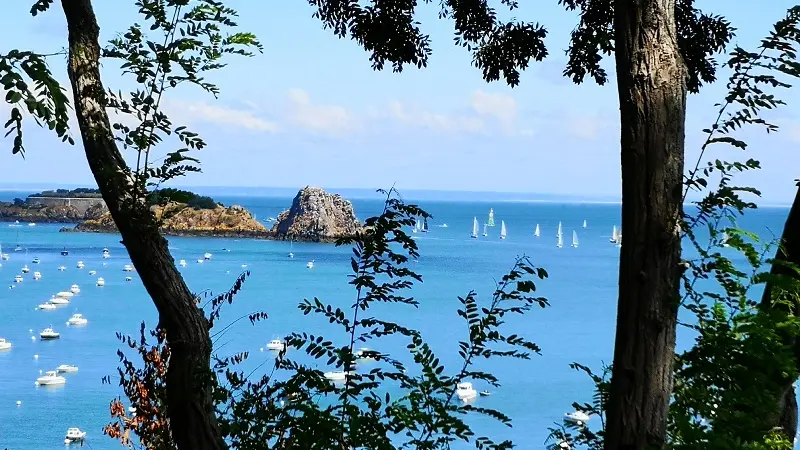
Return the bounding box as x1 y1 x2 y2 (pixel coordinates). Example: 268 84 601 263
30 188 102 198
546 6 800 450
147 188 219 210
302 0 730 89
12 198 25 206
106 188 551 449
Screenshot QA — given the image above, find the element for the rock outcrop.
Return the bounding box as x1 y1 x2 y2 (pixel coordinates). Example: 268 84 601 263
69 202 268 237
270 186 361 242
0 202 106 223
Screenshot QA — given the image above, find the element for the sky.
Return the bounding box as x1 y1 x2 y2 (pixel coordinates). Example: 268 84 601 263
0 0 799 203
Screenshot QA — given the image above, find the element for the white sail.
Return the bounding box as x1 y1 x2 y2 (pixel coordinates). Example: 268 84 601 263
572 230 579 248
583 219 587 228
557 232 563 248
471 217 479 238
483 223 488 237
487 209 496 227
534 224 540 237
610 226 619 243
557 221 562 238
721 231 730 247
500 221 507 240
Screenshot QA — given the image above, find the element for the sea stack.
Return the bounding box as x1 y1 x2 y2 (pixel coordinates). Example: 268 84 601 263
271 186 361 242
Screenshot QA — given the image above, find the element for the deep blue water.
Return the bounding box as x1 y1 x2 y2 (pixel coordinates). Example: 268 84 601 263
0 191 791 449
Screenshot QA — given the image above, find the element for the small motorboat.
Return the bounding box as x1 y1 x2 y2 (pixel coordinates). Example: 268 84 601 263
70 284 80 294
564 410 591 425
28 222 36 227
60 248 69 256
179 259 187 267
38 303 56 310
21 265 29 274
88 270 97 276
49 296 69 305
456 382 478 401
13 275 23 283
64 427 86 444
479 390 491 397
67 314 88 326
355 348 376 361
76 261 85 269
58 265 66 271
56 291 74 299
57 364 79 373
266 339 285 351
0 338 12 350
31 257 40 264
204 252 212 260
197 259 204 264
102 248 110 259
123 264 133 272
96 277 105 287
125 276 132 281
33 271 42 280
306 260 315 269
39 327 60 340
36 370 66 386
323 370 351 382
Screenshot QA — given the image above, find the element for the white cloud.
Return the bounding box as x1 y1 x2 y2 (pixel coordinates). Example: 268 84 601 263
387 100 485 134
470 90 518 131
285 88 358 137
566 114 615 140
165 99 278 133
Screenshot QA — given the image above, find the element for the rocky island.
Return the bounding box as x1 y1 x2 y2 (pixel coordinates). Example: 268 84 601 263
270 186 362 242
0 188 107 223
53 186 360 241
65 188 268 238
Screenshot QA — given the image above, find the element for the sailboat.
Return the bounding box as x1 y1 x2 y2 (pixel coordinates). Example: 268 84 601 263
500 221 507 240
288 238 294 259
610 226 619 244
572 230 579 248
583 219 587 228
721 232 730 247
482 223 488 237
557 222 562 238
471 217 479 239
534 224 540 237
421 217 429 233
557 227 563 248
487 209 496 227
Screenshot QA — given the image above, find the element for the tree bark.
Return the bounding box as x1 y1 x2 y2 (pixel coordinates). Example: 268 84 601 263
605 1 687 449
760 185 800 439
59 1 226 449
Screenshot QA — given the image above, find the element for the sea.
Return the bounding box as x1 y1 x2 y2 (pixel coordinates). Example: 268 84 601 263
0 189 791 449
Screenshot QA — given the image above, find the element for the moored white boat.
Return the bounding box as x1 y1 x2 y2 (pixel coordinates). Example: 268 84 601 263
564 410 591 424
49 296 69 305
39 327 60 340
0 338 11 350
76 261 85 269
323 370 351 381
179 259 187 267
33 271 41 280
57 364 79 373
70 284 80 294
13 275 23 283
88 270 96 276
21 265 29 274
58 265 66 271
96 277 105 287
266 339 285 351
38 303 56 310
456 382 478 401
36 370 66 386
56 291 74 299
204 252 212 260
123 264 133 272
102 248 110 259
67 314 88 326
306 260 315 269
64 427 86 444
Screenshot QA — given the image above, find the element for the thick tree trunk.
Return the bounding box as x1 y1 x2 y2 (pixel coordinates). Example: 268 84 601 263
59 1 226 449
761 186 800 439
605 1 687 449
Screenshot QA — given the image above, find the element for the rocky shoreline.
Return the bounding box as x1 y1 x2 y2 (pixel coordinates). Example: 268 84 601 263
42 186 362 242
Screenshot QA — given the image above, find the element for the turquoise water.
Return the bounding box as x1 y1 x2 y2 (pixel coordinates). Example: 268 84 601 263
0 192 790 449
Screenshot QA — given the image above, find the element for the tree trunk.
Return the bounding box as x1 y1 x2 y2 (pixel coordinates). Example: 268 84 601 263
59 1 226 449
605 1 687 449
760 186 800 439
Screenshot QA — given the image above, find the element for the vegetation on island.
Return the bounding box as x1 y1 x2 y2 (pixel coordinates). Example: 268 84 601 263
2 2 800 450
29 187 102 198
146 188 220 210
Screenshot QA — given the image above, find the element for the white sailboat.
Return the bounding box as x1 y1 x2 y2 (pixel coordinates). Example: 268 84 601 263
413 219 421 233
583 219 587 228
487 209 496 227
471 217 479 239
500 221 507 240
534 224 540 237
610 226 619 244
557 222 562 237
482 223 488 237
557 224 563 248
572 230 579 248
288 238 294 259
721 232 730 247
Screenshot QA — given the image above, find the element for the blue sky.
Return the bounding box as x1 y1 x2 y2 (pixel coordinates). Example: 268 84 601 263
0 0 798 203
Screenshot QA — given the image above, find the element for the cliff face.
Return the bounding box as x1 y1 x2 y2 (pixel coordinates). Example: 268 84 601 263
72 203 267 237
0 202 106 223
271 186 361 242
